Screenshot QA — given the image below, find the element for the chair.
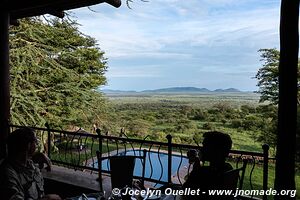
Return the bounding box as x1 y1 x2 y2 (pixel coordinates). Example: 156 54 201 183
223 159 247 189
221 159 248 200
96 149 147 192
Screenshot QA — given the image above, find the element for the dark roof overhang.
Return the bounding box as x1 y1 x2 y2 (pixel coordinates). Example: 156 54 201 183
5 0 121 21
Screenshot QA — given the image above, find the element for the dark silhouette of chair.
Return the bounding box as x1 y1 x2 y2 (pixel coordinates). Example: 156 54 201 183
220 159 248 200
223 159 247 189
96 150 147 192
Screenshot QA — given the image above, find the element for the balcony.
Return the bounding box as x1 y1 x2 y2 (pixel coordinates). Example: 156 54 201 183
10 124 273 199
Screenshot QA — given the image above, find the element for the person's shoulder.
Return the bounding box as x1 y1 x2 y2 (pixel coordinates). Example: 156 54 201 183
186 165 211 184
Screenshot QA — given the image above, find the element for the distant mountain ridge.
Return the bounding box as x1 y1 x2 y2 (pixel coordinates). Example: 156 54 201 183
101 87 242 93
142 87 210 93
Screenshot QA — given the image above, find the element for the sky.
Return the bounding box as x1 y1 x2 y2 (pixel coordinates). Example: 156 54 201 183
72 0 281 91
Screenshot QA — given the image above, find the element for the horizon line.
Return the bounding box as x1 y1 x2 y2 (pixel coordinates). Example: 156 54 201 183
99 86 257 93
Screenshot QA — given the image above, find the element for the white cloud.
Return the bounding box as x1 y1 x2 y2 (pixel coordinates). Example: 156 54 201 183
72 0 280 90
76 3 279 57
106 65 163 78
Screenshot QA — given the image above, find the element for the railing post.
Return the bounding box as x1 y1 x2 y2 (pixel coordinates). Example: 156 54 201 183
96 128 103 190
45 123 51 159
96 128 102 155
262 144 269 200
166 134 172 185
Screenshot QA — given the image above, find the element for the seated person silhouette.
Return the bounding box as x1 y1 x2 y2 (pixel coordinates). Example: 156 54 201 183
181 131 233 200
0 128 61 200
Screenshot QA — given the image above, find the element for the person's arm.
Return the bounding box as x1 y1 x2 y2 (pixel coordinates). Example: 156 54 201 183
32 152 52 171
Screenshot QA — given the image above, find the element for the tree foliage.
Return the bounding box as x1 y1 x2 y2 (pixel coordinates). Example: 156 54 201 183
255 48 300 105
10 17 108 129
255 48 300 158
255 48 280 104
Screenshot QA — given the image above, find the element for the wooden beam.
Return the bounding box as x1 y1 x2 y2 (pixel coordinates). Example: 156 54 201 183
7 0 121 19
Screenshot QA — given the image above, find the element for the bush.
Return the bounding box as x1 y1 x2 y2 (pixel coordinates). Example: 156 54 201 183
230 119 243 128
175 119 192 133
190 109 207 121
202 122 214 130
150 131 166 141
241 105 256 114
221 119 227 125
243 115 262 130
179 135 193 144
193 132 204 144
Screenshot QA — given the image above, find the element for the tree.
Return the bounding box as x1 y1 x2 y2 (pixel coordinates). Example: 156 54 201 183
255 48 280 104
10 17 108 129
255 48 300 105
126 119 151 137
255 49 300 152
254 49 281 150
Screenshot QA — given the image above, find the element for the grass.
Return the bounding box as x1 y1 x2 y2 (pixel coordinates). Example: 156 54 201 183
107 92 260 108
50 142 117 166
241 163 300 199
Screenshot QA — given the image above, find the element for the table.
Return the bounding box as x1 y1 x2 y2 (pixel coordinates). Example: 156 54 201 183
65 192 105 200
160 194 176 200
65 192 176 200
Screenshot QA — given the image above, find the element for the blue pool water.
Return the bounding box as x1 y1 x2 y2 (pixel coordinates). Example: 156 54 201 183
96 150 189 182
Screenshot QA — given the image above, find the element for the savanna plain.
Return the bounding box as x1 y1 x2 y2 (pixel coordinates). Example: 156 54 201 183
101 91 299 198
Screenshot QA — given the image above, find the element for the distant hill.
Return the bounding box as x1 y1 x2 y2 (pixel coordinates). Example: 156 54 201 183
213 88 241 92
101 89 137 94
142 87 211 93
101 87 242 94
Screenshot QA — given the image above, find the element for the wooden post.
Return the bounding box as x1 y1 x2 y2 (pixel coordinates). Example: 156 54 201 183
262 144 269 200
0 9 10 160
275 0 299 199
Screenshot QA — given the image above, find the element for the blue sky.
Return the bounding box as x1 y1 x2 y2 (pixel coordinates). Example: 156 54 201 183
73 0 280 91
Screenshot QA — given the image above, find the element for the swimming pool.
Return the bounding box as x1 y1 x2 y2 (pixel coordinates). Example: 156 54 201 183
94 150 189 183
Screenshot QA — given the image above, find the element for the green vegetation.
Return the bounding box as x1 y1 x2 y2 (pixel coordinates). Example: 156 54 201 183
50 141 117 166
255 48 300 165
255 48 300 105
10 17 108 128
99 92 274 153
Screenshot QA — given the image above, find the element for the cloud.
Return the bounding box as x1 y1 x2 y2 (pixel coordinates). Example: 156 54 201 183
73 0 280 91
76 3 279 57
106 65 163 78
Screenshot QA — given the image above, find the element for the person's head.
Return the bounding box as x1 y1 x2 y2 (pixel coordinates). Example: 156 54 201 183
201 131 232 164
7 128 37 158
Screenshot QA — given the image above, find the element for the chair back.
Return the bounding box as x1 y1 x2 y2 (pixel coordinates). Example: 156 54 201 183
110 156 136 189
96 150 147 191
222 168 240 190
213 160 247 200
223 159 247 190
